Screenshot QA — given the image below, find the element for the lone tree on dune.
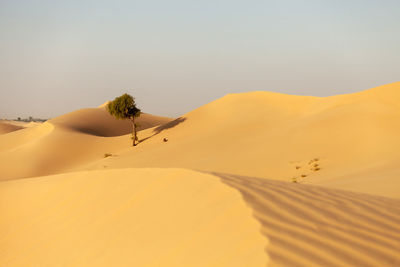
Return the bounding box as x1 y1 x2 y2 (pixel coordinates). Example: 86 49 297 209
107 93 141 146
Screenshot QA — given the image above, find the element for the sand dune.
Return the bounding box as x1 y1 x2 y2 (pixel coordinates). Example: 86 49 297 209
0 108 172 180
1 168 399 266
51 106 172 137
2 83 400 197
0 122 126 180
1 83 400 266
87 82 400 198
0 169 267 266
0 121 24 134
218 172 400 267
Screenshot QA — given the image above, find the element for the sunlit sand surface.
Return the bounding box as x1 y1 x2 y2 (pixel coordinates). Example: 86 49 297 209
1 83 400 266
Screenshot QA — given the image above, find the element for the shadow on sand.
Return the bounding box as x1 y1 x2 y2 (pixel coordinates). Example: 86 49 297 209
139 117 186 144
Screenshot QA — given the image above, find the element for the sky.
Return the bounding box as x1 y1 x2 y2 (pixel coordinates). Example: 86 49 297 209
0 0 399 119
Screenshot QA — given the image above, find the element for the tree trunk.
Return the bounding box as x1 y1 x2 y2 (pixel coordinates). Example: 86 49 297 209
131 117 137 146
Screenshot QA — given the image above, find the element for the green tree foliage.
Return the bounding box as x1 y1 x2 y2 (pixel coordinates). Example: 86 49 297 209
107 93 141 146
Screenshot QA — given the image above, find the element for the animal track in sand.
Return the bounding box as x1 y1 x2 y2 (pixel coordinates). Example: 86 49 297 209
308 158 321 172
290 157 322 183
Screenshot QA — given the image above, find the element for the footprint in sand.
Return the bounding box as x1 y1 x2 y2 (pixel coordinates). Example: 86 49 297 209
290 158 321 183
308 158 322 171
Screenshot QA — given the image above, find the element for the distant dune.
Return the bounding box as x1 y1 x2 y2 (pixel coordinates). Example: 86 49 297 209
0 107 172 180
0 120 43 135
51 105 172 137
1 83 400 266
0 121 24 134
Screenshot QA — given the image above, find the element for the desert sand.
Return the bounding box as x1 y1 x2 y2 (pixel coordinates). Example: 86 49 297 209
1 82 400 266
0 120 30 135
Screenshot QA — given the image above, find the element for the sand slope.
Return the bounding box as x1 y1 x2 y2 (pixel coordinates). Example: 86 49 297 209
86 82 400 198
1 83 400 266
218 172 400 267
0 108 172 180
0 169 267 267
2 83 400 197
0 120 42 135
1 168 399 266
0 121 24 134
51 106 172 137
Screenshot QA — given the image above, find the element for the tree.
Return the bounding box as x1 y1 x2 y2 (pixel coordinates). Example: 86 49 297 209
107 93 141 146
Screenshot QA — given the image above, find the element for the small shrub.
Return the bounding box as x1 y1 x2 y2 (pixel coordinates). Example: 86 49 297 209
104 153 112 158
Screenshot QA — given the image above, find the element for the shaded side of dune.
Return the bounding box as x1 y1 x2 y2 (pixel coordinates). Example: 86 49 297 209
50 107 172 137
0 121 24 135
0 109 173 180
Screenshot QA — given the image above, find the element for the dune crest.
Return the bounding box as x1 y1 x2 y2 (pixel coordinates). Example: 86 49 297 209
98 101 110 108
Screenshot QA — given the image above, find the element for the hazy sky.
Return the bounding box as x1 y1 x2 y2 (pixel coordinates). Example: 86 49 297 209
1 0 399 119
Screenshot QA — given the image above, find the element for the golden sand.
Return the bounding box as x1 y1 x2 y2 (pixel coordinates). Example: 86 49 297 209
1 83 399 266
